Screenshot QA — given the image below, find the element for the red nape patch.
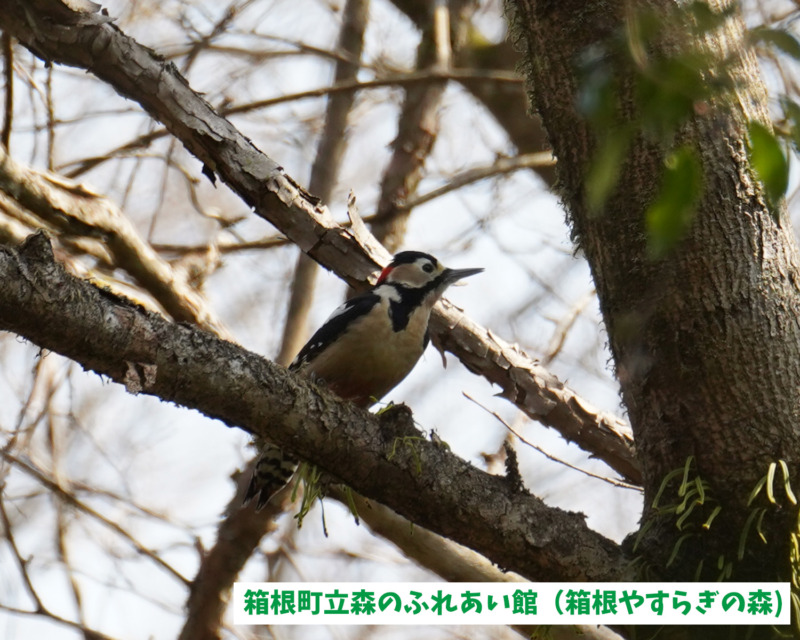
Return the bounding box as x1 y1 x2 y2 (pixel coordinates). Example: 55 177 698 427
377 265 394 284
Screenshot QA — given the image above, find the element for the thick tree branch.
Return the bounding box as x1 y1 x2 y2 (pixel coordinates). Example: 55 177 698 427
186 3 372 638
0 145 230 337
0 232 630 583
0 0 639 483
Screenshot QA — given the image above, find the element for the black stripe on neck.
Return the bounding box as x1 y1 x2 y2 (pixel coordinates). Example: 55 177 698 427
386 274 446 331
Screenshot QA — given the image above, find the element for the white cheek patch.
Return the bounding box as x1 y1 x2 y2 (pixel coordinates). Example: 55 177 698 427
375 284 401 303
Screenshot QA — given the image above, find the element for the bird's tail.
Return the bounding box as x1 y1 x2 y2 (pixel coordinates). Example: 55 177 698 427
243 443 298 509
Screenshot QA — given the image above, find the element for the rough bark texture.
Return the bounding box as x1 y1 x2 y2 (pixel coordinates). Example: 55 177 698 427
0 0 639 483
0 232 631 584
0 145 229 336
508 0 800 590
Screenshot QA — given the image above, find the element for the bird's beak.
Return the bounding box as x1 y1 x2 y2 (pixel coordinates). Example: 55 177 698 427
443 266 483 285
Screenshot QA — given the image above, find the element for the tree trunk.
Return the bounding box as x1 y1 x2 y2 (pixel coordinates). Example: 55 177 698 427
508 0 800 604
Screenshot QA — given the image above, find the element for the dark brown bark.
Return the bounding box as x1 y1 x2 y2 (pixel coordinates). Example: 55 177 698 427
0 0 639 482
0 231 630 584
185 3 372 638
508 0 800 594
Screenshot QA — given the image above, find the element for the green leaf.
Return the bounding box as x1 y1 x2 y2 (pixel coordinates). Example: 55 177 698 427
779 459 798 505
702 505 722 530
667 533 693 567
747 120 789 210
646 146 703 259
766 461 777 504
585 129 632 213
749 27 800 60
636 69 696 140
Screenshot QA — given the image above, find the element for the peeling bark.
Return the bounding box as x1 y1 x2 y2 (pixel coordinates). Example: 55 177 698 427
0 0 639 482
0 232 631 583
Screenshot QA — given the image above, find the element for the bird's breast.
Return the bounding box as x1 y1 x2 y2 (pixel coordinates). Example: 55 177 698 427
302 300 431 406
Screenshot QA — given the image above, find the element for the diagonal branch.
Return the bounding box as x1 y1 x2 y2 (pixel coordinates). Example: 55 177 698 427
184 2 372 639
370 1 458 250
277 0 371 366
0 232 631 583
0 145 230 336
0 0 639 483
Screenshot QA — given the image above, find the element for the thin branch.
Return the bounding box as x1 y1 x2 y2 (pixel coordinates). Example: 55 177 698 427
0 489 45 613
224 68 521 116
0 145 231 337
44 64 54 170
0 0 639 483
0 603 119 640
185 36 355 65
0 233 632 583
3 450 191 587
464 393 642 492
543 288 596 365
179 0 258 73
2 32 12 149
401 151 556 212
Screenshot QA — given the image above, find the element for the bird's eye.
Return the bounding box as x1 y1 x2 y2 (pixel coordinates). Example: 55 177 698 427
422 263 434 273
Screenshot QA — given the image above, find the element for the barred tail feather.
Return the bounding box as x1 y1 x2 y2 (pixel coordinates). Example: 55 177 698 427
244 444 298 509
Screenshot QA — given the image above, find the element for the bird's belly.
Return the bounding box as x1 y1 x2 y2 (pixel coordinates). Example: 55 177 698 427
306 313 427 406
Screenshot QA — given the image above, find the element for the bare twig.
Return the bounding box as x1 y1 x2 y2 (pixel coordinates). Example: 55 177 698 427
224 68 521 116
3 451 191 587
464 393 641 491
0 490 46 612
0 0 638 479
44 65 54 170
402 151 556 211
0 146 231 337
179 0 259 72
2 32 12 149
543 288 596 365
0 603 119 640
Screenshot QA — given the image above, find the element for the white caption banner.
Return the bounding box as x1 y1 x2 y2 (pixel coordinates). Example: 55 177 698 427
233 582 790 626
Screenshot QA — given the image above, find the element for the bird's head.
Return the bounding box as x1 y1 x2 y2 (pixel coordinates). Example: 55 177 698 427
376 251 482 298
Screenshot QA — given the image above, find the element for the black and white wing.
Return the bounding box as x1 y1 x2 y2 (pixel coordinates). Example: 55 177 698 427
289 292 381 372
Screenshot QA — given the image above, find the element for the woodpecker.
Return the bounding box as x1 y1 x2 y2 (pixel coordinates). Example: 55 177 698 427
244 251 482 509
